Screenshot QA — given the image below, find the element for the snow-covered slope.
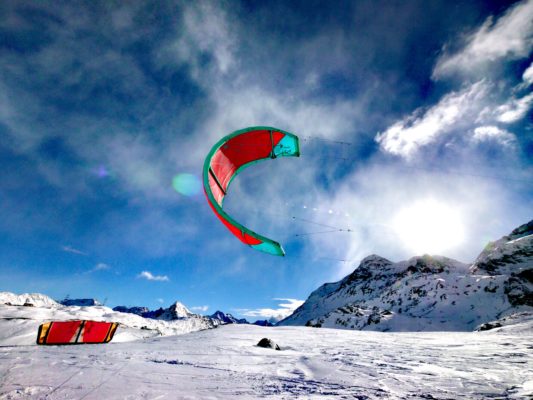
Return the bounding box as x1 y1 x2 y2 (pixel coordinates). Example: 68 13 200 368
0 292 59 308
279 220 533 331
0 294 217 346
1 324 531 399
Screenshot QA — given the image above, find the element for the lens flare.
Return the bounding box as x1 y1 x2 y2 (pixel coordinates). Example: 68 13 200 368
172 173 201 196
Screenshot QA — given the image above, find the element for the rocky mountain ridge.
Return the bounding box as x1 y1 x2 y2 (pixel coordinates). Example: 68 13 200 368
210 310 249 324
278 220 532 331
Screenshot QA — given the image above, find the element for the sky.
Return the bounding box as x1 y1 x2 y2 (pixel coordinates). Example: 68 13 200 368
0 0 531 322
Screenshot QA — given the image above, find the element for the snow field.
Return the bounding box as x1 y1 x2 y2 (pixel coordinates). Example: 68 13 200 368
1 325 531 399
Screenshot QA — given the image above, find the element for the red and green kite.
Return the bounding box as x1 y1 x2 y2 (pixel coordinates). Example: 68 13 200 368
203 127 300 256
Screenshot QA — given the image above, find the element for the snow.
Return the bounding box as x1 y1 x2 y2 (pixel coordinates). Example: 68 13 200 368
0 324 531 399
0 293 59 308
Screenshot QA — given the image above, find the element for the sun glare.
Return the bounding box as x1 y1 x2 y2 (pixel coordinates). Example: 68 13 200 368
392 199 465 255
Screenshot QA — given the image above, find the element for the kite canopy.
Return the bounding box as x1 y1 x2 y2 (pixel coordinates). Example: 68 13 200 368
37 320 118 345
203 127 300 256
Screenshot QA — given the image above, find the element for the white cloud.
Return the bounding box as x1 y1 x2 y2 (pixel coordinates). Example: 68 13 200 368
239 298 304 322
433 0 533 78
472 126 516 146
191 305 209 312
495 92 533 123
137 271 169 282
61 245 88 256
94 263 110 271
84 263 111 274
375 82 487 158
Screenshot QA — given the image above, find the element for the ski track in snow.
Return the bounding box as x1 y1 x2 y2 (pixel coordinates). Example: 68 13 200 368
0 325 531 399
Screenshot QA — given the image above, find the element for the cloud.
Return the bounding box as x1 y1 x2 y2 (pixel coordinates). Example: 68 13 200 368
239 298 304 321
61 245 88 256
472 126 516 147
191 305 209 312
137 271 169 282
375 82 488 158
433 0 533 78
85 263 111 274
495 92 533 123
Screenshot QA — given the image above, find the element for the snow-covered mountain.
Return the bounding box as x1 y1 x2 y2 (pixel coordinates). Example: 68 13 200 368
151 301 194 320
210 310 249 324
279 220 532 331
112 305 150 316
114 301 202 321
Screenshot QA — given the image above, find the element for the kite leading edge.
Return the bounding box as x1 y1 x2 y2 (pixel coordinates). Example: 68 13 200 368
203 126 300 256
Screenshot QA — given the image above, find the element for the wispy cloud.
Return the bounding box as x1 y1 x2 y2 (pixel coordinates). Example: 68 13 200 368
472 126 516 147
61 245 88 256
495 93 533 123
86 263 111 274
137 271 169 282
433 0 533 78
239 298 304 322
375 82 488 158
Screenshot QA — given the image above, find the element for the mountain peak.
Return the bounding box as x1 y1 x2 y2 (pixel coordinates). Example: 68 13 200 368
168 302 192 318
471 220 533 276
509 219 533 240
360 254 392 265
210 310 248 324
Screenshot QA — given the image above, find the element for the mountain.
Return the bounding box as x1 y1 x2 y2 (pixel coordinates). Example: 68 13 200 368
60 298 102 307
138 301 194 321
112 306 150 316
278 220 533 331
151 301 194 320
253 320 274 327
210 310 249 324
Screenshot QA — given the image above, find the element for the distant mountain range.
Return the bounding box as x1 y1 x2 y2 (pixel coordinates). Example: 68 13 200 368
209 310 274 326
111 305 272 326
278 220 532 331
210 310 248 324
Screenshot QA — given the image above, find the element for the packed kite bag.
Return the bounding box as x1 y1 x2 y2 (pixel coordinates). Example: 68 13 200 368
37 320 118 345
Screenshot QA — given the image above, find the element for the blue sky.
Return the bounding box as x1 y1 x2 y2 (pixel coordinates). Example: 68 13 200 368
0 0 532 321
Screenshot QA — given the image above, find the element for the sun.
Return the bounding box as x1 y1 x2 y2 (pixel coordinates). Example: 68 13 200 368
392 198 465 255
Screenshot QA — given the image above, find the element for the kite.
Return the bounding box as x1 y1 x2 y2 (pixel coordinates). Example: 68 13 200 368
37 320 118 345
203 126 300 256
